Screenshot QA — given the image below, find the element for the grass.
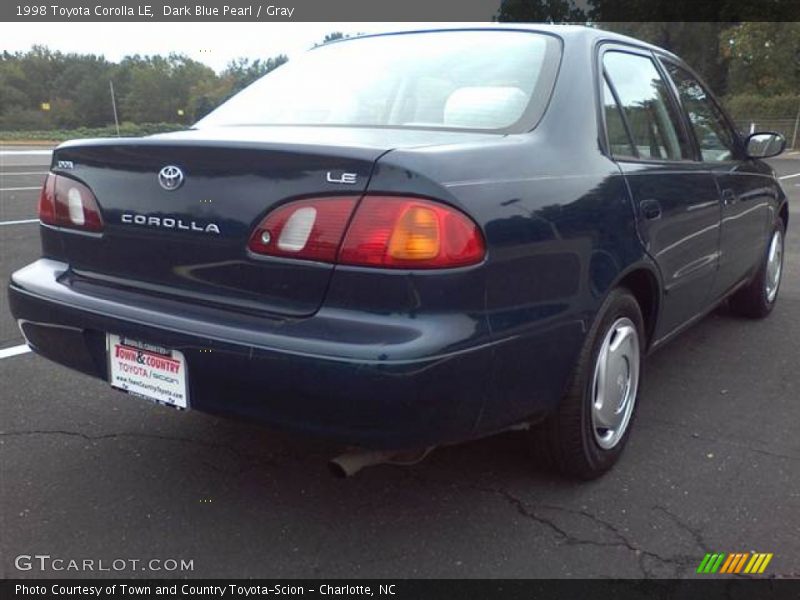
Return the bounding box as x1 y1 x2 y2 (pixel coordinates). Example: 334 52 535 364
0 122 186 144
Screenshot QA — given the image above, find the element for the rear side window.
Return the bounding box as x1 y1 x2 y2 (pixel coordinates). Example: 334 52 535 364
603 51 691 161
662 62 737 162
603 77 635 157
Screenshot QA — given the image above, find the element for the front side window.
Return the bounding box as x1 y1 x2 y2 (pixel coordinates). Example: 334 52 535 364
603 51 691 161
663 62 737 162
197 31 562 132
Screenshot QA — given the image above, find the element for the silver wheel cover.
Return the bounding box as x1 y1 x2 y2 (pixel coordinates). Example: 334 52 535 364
590 317 641 450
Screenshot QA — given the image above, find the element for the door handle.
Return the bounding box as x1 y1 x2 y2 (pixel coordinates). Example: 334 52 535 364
721 188 737 206
639 199 662 220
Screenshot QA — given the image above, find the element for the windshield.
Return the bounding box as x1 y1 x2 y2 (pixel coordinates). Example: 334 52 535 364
197 30 562 132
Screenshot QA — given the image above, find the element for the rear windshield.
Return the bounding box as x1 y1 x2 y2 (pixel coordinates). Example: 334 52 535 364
196 30 562 133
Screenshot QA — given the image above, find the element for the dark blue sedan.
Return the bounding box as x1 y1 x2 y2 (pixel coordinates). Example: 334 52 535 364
8 26 789 478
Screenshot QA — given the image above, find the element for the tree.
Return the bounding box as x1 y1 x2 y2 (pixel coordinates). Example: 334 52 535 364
497 0 587 22
187 54 289 121
221 55 288 94
323 32 345 43
54 53 115 126
118 54 216 123
598 23 732 95
724 22 800 96
314 32 361 47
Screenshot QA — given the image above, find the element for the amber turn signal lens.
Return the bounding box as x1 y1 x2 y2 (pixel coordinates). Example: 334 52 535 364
388 206 440 260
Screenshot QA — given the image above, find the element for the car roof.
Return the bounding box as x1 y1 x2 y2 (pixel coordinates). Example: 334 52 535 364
321 24 679 62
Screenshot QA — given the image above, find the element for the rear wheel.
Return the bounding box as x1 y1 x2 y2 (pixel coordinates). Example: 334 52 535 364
533 288 645 479
729 221 785 319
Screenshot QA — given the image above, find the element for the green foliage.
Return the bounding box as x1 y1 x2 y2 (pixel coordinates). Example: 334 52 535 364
2 27 797 136
497 0 800 22
0 47 288 131
0 122 186 142
724 23 800 96
723 94 800 120
313 32 356 48
491 15 798 119
117 54 217 124
596 23 731 94
496 0 586 22
323 32 345 43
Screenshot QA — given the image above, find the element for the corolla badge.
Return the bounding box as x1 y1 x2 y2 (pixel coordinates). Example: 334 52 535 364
121 213 221 234
158 165 184 191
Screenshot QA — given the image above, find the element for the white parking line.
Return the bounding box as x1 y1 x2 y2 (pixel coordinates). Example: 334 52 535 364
2 171 49 176
0 344 31 359
0 150 53 155
0 219 39 226
779 172 800 180
1 186 40 191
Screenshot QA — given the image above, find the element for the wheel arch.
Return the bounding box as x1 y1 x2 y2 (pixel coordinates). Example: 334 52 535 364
607 262 662 349
778 200 789 229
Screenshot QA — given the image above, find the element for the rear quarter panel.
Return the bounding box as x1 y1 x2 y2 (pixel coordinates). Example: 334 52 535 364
334 127 648 436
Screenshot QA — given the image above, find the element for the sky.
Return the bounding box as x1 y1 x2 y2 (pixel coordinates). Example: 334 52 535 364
1 22 468 72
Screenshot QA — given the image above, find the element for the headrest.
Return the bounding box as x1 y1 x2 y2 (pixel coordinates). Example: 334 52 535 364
443 86 528 128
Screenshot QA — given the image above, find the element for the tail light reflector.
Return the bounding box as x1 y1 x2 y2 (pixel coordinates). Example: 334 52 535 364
248 195 485 269
38 173 103 232
248 197 358 262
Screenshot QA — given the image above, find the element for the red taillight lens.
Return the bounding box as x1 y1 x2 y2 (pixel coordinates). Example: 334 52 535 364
248 197 358 262
38 173 104 232
38 173 57 225
247 195 485 269
339 197 485 268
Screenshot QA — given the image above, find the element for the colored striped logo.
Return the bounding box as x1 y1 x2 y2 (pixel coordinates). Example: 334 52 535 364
696 552 773 574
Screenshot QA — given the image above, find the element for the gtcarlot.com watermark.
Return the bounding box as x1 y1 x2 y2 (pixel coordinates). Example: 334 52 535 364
14 554 194 573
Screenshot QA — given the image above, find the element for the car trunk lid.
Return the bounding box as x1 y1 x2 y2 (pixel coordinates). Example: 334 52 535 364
50 127 496 317
52 135 382 317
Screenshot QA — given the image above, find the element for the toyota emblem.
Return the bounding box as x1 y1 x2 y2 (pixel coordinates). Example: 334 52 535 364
158 165 184 191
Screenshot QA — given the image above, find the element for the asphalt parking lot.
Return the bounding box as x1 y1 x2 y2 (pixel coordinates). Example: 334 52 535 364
1 146 799 579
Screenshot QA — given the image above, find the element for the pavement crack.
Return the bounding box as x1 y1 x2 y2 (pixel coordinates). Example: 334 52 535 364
652 505 711 553
500 486 704 577
401 469 690 577
476 484 690 577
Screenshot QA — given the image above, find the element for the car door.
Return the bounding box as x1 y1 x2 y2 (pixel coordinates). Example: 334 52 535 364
601 47 722 339
659 60 776 300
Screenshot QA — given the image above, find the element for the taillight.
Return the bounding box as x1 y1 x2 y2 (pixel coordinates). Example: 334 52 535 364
339 197 485 268
248 197 358 262
38 173 103 232
248 195 484 269
38 173 57 225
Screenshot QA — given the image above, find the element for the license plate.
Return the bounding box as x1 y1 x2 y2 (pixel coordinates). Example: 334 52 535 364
107 334 188 408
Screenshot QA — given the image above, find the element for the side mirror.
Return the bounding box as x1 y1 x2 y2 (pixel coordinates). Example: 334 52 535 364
745 132 786 159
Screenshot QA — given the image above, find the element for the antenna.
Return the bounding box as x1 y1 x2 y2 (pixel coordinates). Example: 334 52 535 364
109 80 120 137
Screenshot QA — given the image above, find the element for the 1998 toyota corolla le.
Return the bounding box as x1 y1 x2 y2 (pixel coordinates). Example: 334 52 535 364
8 26 789 478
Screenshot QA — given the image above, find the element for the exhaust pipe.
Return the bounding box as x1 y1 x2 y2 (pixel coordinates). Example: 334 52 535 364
328 447 434 478
327 421 536 478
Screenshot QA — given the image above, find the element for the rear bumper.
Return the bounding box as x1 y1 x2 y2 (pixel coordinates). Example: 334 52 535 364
8 259 582 448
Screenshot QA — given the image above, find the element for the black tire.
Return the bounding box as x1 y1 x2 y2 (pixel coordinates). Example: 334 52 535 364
533 288 645 479
729 220 786 319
